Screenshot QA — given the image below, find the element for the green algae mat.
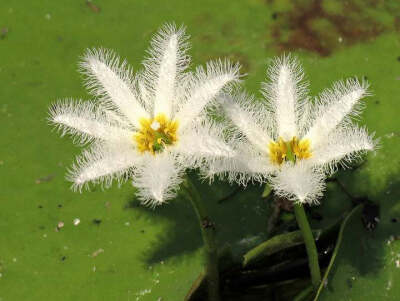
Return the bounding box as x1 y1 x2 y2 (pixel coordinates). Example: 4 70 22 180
1 0 399 300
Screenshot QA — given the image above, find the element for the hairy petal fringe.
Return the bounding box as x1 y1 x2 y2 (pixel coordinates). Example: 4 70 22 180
219 91 273 154
80 48 149 127
261 55 309 140
144 23 191 118
49 99 133 145
175 59 241 129
270 162 326 205
132 152 184 207
68 142 141 191
310 125 376 174
305 78 370 148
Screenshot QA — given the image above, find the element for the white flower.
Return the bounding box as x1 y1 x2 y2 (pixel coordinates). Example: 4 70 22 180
209 55 376 204
49 24 240 206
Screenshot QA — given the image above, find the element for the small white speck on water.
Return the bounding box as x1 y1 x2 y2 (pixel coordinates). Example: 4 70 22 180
73 218 80 226
57 221 64 229
45 13 51 20
135 288 151 300
92 248 104 257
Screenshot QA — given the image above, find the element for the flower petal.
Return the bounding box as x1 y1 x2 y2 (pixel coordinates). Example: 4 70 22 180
68 142 141 191
269 162 325 205
143 24 190 118
175 59 240 129
203 144 276 186
305 78 369 148
309 125 375 173
49 100 133 144
172 121 235 167
220 92 273 153
262 55 308 140
132 152 183 206
80 48 149 128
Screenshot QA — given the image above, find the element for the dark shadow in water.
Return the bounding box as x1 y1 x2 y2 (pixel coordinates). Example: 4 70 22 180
324 178 400 295
125 173 269 265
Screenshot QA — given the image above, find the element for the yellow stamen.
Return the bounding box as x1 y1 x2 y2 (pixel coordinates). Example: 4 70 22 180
134 114 179 154
268 137 287 165
268 136 312 165
291 137 312 160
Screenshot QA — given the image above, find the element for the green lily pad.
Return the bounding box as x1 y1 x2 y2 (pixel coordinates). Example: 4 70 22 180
317 181 400 300
1 0 400 300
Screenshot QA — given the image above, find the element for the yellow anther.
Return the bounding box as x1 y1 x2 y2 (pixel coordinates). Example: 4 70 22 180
268 136 312 165
134 114 179 154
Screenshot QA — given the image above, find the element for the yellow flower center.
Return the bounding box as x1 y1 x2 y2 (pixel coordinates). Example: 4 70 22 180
268 136 312 165
134 114 179 154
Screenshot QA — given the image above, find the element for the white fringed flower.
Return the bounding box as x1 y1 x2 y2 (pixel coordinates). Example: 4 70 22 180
210 55 376 204
49 24 240 206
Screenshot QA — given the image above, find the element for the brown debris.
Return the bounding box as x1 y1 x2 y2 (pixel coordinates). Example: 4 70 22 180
270 0 387 56
35 174 55 184
0 27 8 40
86 0 101 13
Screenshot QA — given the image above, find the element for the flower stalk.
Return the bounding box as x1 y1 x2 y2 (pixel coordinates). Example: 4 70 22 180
293 203 321 290
182 177 220 301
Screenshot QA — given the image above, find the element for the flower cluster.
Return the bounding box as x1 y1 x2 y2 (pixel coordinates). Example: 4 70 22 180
209 56 375 204
49 24 375 206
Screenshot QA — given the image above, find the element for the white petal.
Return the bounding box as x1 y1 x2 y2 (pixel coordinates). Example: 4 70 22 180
309 125 375 173
49 100 133 144
269 162 325 205
172 121 235 167
305 78 369 148
141 24 190 118
204 143 276 186
68 142 141 191
175 59 240 129
262 55 308 140
220 92 273 153
132 152 183 206
150 25 189 117
80 48 149 128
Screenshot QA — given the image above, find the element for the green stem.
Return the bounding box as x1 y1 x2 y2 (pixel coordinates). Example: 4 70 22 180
293 203 321 290
182 178 220 301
